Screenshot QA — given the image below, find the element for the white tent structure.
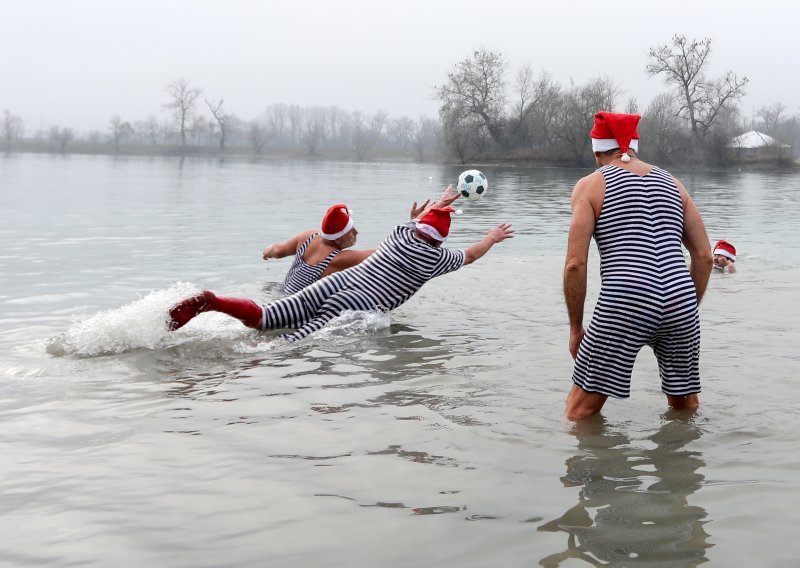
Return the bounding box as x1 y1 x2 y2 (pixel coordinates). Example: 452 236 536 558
728 130 790 149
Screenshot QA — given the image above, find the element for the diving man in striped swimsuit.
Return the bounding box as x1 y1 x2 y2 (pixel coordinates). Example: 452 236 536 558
563 112 713 420
169 187 514 342
262 204 375 294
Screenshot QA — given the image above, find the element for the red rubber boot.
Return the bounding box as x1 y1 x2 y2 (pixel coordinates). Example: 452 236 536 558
168 291 263 331
167 291 217 330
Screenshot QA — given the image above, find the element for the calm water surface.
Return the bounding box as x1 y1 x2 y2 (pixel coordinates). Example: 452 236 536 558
1 154 799 567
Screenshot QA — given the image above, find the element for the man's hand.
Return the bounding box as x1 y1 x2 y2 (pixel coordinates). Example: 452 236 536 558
569 326 585 360
435 184 461 208
409 199 431 219
412 185 460 220
262 245 276 260
487 223 515 243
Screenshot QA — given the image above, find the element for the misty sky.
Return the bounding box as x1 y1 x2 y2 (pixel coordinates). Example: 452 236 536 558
3 0 797 133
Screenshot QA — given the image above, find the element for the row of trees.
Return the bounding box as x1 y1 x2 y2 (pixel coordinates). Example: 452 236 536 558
2 34 798 166
434 35 767 165
4 89 442 163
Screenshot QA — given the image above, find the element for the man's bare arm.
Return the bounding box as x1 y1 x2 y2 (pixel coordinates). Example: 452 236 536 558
564 175 600 359
675 178 713 303
262 229 316 261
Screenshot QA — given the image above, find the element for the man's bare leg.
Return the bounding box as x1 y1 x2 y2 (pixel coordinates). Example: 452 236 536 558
565 384 608 421
666 393 700 410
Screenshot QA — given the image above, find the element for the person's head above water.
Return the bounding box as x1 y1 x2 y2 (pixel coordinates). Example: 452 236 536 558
713 240 736 260
590 111 641 164
320 203 358 248
415 206 461 247
713 240 736 269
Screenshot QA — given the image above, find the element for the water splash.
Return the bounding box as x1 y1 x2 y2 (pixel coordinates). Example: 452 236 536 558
313 310 392 340
46 282 202 357
47 287 392 358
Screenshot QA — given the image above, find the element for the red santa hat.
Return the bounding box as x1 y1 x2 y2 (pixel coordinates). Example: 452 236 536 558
416 206 462 242
713 240 736 261
591 111 641 162
320 204 354 240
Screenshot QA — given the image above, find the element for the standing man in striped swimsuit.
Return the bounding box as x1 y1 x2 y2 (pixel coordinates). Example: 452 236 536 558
169 187 514 342
563 112 713 420
262 204 376 294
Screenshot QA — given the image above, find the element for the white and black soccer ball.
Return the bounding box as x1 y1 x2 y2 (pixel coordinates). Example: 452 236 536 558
457 170 488 201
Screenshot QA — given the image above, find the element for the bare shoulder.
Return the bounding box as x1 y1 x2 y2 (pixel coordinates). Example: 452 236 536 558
294 228 319 248
572 171 605 212
670 175 691 205
298 228 318 242
573 171 603 194
331 248 375 269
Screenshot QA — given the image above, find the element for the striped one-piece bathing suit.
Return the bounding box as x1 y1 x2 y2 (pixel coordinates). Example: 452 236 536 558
572 165 701 399
281 233 341 294
261 222 465 342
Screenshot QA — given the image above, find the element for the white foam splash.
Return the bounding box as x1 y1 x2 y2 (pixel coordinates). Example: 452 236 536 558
313 310 392 340
46 288 393 358
46 282 201 357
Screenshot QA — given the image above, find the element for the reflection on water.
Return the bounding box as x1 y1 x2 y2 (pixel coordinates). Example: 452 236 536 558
539 413 711 567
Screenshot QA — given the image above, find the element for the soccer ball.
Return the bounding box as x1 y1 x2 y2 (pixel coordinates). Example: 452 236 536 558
457 170 488 201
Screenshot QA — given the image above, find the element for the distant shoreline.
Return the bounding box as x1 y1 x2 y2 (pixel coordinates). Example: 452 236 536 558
4 139 798 173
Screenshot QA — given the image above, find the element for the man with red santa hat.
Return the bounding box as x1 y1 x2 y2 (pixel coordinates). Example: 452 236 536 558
712 240 736 273
168 186 514 342
262 204 375 294
563 111 713 420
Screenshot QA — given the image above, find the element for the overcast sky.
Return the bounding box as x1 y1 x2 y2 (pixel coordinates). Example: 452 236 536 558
3 0 797 133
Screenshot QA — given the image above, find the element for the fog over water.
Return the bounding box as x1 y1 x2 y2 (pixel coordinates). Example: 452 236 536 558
2 0 798 132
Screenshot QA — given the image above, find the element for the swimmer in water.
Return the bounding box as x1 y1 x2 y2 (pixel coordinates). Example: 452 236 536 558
712 240 736 273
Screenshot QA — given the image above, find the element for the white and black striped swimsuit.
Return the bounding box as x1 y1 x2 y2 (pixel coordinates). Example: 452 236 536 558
261 222 465 342
281 233 341 294
572 165 701 399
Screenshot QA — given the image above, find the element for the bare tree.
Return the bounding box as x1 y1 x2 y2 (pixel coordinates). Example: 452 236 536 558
553 76 620 164
647 34 748 143
48 126 75 153
301 107 327 156
288 104 302 146
523 73 562 150
511 67 564 150
264 103 288 145
639 92 685 162
205 98 231 149
2 109 24 148
756 102 786 135
247 119 267 154
506 63 537 147
350 112 370 161
109 115 133 153
389 116 415 151
133 116 161 144
440 108 486 164
163 78 203 147
436 47 508 147
325 106 344 147
348 111 388 160
412 117 439 162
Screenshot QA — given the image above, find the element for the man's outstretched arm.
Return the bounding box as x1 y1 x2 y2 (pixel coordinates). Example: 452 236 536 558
464 223 515 265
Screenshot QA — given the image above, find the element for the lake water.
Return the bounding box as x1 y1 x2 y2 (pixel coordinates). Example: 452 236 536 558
1 153 799 567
